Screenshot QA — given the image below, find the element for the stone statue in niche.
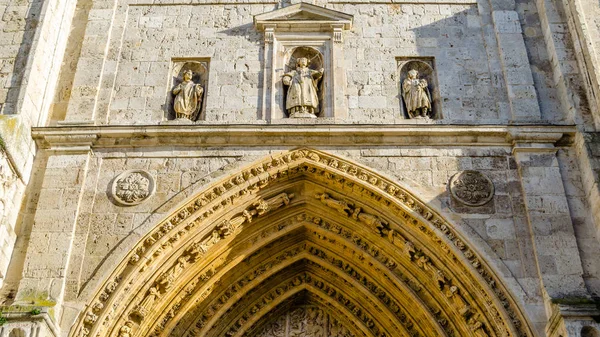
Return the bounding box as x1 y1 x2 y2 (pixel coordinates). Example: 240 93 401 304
402 69 432 119
283 57 324 118
172 69 204 120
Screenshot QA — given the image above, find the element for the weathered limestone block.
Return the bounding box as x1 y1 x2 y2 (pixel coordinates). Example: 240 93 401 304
492 10 541 121
15 153 91 322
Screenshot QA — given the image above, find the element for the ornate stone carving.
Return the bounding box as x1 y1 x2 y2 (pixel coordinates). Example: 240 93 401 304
443 285 471 316
282 57 324 118
157 256 188 291
220 273 389 337
172 70 204 121
449 171 495 206
255 192 295 216
132 287 161 319
111 170 155 206
402 69 432 119
314 193 351 215
468 315 490 337
76 149 530 337
118 321 134 337
131 192 296 326
352 207 390 236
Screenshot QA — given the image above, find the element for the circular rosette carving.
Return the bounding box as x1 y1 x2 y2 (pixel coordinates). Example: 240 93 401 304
111 170 155 206
449 171 494 206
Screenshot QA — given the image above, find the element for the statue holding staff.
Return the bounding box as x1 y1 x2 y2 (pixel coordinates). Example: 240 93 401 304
283 57 324 118
172 69 204 120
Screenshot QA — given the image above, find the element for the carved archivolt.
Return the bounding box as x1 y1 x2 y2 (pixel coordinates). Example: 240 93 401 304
71 148 532 337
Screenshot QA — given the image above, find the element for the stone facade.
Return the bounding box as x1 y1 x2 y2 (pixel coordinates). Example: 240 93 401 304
0 0 599 337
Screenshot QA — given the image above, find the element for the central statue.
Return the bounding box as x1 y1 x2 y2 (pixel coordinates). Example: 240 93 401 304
282 57 324 118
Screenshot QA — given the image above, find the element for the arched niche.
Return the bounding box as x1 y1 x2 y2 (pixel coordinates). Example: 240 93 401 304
397 58 442 120
282 46 326 118
68 148 534 337
8 328 26 337
165 59 209 121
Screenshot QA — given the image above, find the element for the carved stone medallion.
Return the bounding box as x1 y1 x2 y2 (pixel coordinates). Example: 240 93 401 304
449 171 494 206
111 170 155 206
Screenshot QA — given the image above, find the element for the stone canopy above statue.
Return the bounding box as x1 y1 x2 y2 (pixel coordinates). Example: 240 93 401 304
254 3 353 121
254 3 353 33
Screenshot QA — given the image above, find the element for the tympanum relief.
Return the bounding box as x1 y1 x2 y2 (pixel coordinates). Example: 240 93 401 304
254 306 354 337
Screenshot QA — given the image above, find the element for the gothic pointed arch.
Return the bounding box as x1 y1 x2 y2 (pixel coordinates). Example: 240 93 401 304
69 148 534 337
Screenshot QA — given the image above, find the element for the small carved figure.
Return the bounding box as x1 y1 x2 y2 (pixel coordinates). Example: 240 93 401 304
433 269 447 289
283 57 324 118
444 285 471 316
315 193 351 215
118 321 134 337
84 312 98 324
266 192 295 210
352 207 389 236
172 70 204 120
255 192 295 216
402 69 432 119
404 240 416 260
133 286 161 318
158 256 188 290
468 316 489 337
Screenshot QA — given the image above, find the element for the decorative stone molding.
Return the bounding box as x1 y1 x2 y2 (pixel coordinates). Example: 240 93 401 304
32 125 577 149
110 170 156 206
253 3 352 119
70 148 533 337
449 170 495 206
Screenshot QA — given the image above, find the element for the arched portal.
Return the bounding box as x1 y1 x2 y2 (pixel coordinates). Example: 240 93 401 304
70 148 534 337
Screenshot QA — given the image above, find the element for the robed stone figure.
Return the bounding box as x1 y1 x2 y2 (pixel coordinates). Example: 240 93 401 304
283 57 324 118
173 69 204 120
402 69 432 119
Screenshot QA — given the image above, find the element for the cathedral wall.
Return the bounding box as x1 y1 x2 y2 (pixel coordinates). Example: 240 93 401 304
1 0 600 335
0 0 78 294
0 145 555 335
56 1 563 124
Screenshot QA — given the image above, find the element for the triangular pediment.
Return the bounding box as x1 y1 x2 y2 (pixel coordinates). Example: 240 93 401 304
254 2 353 30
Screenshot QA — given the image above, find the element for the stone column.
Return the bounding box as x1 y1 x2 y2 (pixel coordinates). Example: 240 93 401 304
14 151 91 323
512 138 599 335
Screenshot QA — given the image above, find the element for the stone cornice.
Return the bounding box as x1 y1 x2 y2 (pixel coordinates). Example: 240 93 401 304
32 124 577 150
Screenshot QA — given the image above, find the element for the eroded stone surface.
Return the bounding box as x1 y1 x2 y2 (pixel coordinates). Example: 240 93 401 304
0 1 599 337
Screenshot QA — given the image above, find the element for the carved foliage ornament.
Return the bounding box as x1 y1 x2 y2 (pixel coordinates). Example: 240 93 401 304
111 170 156 206
449 171 494 206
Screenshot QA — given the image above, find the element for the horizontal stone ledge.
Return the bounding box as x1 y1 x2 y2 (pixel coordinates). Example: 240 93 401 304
31 124 577 150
